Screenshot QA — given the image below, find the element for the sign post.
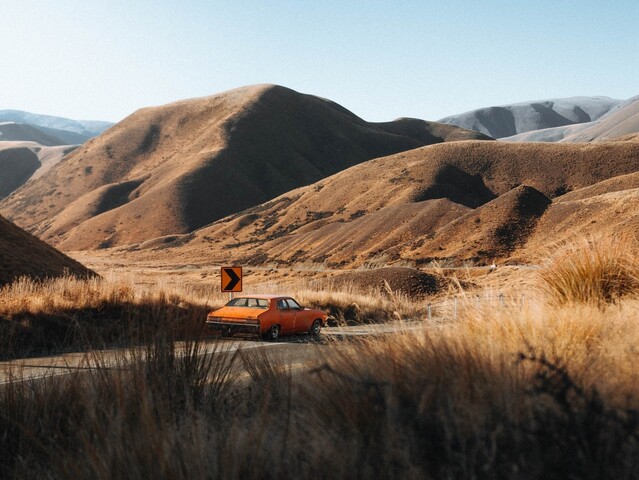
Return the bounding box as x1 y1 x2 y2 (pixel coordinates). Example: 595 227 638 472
221 267 243 299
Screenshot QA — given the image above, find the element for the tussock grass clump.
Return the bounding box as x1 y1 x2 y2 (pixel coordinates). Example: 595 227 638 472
538 236 639 306
293 283 423 324
0 337 246 479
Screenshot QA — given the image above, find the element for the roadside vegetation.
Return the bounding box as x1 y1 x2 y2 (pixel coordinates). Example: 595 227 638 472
1 237 639 478
0 274 424 359
0 275 209 359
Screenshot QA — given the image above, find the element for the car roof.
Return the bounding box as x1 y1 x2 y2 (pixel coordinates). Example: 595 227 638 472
232 294 291 300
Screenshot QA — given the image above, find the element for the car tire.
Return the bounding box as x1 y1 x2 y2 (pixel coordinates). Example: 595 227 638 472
221 328 233 338
264 324 280 341
309 319 322 336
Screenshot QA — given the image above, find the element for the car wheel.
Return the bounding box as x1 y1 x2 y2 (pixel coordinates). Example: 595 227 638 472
309 319 322 336
264 324 280 341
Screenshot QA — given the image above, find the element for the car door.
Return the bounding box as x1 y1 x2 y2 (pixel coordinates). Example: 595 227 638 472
287 297 310 332
277 299 296 333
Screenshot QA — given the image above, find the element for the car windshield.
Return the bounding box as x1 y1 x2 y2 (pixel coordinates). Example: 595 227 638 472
226 298 269 308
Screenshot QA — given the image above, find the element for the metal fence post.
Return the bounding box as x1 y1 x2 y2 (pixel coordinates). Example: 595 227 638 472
499 293 505 307
453 297 458 320
427 303 432 322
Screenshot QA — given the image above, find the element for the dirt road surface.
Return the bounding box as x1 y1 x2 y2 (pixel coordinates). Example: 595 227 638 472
0 322 425 385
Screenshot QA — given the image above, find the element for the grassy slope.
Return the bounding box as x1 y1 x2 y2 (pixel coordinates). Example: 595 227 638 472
0 215 93 286
128 140 639 267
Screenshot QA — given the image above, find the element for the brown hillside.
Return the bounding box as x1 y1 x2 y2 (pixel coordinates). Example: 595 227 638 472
0 85 489 250
0 142 76 199
401 185 551 262
0 147 40 199
330 267 457 297
134 140 639 267
0 215 94 286
243 198 470 266
523 188 639 256
0 122 66 146
556 171 639 203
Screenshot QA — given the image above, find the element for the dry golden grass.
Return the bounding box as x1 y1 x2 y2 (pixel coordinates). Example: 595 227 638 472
2 236 639 477
3 291 639 477
0 274 208 315
0 275 216 359
538 236 639 306
0 274 426 359
293 281 424 323
305 297 639 476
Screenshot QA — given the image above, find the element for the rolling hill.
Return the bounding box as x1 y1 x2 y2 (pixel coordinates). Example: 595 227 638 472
0 214 93 285
0 84 489 249
0 142 77 199
0 107 112 198
439 96 621 139
0 122 67 146
0 110 112 144
133 140 639 267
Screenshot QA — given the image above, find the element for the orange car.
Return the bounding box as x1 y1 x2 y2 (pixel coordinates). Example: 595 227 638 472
206 294 328 341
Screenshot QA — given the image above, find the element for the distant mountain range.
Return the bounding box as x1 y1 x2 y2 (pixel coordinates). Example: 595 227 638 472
0 121 69 146
501 95 639 143
0 110 112 144
0 111 112 199
439 96 623 139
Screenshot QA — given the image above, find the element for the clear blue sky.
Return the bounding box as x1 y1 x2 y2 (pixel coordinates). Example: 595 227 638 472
1 0 637 123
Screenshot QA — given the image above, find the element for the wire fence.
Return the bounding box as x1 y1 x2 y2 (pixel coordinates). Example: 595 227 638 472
424 291 529 322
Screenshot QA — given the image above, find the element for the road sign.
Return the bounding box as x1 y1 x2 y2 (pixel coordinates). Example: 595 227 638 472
221 266 242 292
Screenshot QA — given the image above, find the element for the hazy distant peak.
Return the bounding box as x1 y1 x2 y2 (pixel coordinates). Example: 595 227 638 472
501 95 639 143
0 109 113 141
439 96 622 139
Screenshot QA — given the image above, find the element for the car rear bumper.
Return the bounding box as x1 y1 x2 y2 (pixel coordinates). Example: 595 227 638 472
206 319 260 334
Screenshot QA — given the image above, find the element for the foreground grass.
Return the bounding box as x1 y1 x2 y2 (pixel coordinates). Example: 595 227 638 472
2 238 639 477
2 297 639 478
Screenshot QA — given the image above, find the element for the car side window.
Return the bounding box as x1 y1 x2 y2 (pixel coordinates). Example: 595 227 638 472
286 298 302 310
277 299 289 310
